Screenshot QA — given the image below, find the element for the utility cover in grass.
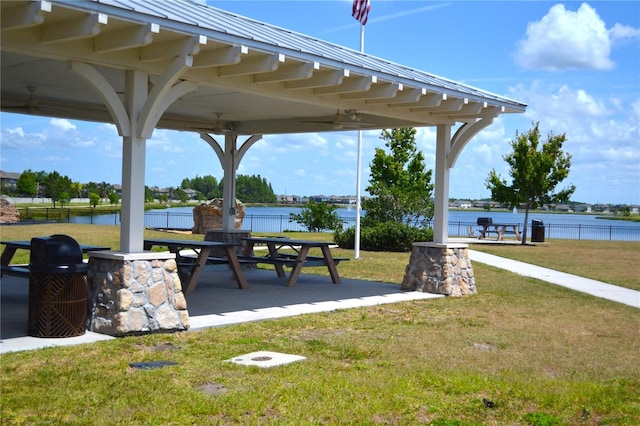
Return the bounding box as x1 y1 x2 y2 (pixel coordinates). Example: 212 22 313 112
226 351 306 368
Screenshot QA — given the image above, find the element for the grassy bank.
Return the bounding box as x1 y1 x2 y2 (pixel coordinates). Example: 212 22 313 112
1 224 639 424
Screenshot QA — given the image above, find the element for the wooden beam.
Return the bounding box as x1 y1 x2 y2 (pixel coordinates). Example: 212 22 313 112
192 45 248 68
218 53 285 77
94 23 159 53
340 82 401 100
1 0 51 31
430 101 485 116
254 61 319 84
41 13 108 44
410 97 465 112
388 92 444 109
314 75 376 96
367 87 425 104
140 35 207 62
285 69 348 90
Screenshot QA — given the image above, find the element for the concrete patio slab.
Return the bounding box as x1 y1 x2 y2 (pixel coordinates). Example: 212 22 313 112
1 267 443 354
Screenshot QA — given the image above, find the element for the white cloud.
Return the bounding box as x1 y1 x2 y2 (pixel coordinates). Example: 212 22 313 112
509 81 612 137
6 127 25 137
49 118 76 131
505 80 640 202
1 125 44 148
609 23 640 43
515 3 615 71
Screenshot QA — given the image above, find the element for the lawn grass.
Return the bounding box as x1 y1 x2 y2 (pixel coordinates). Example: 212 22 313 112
1 224 639 424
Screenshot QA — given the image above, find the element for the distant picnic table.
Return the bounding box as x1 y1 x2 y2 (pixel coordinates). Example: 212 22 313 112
476 218 522 241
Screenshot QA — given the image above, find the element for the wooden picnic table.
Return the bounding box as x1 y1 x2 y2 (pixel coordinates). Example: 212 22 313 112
241 237 348 287
478 223 522 241
143 238 248 294
0 239 111 278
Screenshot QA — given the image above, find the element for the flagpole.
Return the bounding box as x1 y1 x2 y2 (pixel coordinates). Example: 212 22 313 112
354 21 365 259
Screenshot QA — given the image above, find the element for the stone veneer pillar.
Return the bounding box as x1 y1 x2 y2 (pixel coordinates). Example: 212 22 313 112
86 251 189 336
401 242 476 296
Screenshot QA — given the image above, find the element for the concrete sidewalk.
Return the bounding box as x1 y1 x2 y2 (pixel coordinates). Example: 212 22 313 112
2 252 638 354
468 250 640 309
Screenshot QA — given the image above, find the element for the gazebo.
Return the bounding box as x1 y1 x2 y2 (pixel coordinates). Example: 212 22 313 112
1 0 526 335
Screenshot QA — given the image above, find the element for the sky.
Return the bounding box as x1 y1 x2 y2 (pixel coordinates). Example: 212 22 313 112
1 1 639 205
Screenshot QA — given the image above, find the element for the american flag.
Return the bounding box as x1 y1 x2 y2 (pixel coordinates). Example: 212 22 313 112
352 0 371 26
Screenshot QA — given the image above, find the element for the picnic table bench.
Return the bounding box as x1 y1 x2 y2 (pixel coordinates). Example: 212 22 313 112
1 239 111 278
143 239 248 293
241 237 349 287
476 218 522 241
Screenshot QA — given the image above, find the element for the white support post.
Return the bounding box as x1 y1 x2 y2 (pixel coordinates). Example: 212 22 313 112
433 124 451 244
221 134 237 231
120 70 148 252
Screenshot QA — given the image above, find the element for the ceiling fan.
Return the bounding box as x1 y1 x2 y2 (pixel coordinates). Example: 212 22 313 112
190 112 235 134
301 109 374 130
2 86 65 114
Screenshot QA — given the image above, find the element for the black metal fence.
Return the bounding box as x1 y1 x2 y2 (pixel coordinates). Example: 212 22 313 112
15 208 640 241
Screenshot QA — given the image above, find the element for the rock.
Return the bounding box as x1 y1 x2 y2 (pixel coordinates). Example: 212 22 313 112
0 198 20 223
192 198 245 233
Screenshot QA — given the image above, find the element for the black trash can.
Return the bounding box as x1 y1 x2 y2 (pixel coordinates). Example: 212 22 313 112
531 219 545 243
28 235 88 338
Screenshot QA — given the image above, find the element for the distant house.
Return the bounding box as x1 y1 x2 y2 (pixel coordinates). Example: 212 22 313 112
455 200 472 209
183 188 198 199
112 184 122 195
573 204 590 213
555 204 573 213
278 194 303 204
0 170 20 192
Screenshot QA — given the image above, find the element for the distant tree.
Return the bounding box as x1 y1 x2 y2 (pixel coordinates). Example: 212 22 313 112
486 122 575 244
34 170 47 197
166 187 175 200
59 191 70 208
219 174 276 203
16 169 37 198
363 128 434 227
144 186 155 203
182 175 221 199
89 192 101 208
97 181 111 200
70 182 83 199
108 191 120 206
289 200 344 232
83 182 100 198
42 171 72 208
173 188 188 204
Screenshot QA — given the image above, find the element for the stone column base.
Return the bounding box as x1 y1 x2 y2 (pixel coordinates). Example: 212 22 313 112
401 242 476 296
86 251 190 336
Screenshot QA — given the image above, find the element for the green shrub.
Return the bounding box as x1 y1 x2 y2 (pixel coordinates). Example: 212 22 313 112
334 222 432 252
289 200 344 232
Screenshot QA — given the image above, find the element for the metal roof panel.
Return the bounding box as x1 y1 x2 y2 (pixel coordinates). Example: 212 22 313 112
59 0 524 109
